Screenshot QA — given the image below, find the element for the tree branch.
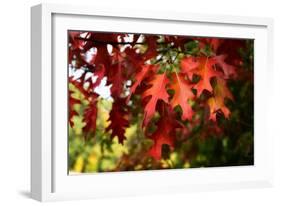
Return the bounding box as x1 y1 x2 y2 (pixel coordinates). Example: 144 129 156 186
75 37 170 46
75 37 145 45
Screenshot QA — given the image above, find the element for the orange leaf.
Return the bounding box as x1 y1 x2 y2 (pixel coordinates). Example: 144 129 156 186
142 73 169 126
169 73 194 120
207 78 233 121
181 56 221 96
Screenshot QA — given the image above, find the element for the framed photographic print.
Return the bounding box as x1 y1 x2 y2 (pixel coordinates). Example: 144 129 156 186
31 3 274 201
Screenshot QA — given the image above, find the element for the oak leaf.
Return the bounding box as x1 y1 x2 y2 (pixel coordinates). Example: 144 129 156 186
106 98 129 144
83 94 98 136
195 37 223 52
181 56 221 96
213 55 237 78
169 73 195 120
142 73 169 126
148 115 174 160
143 36 158 61
127 64 158 102
148 106 183 160
207 78 233 121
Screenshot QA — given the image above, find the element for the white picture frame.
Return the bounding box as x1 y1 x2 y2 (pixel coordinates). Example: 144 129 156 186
31 3 274 202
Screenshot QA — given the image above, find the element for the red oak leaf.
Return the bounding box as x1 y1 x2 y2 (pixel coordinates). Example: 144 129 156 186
216 39 245 67
148 107 180 160
148 124 174 160
106 98 129 144
78 32 118 70
213 55 237 79
107 50 129 98
91 64 106 89
180 56 200 79
165 36 192 50
195 37 223 52
143 36 158 61
208 38 222 52
142 73 169 127
181 56 221 96
127 64 158 102
68 32 97 69
124 47 144 75
108 62 125 98
169 73 195 120
123 35 157 74
207 77 233 121
69 31 85 50
82 65 106 93
69 76 90 99
82 94 98 136
94 46 111 70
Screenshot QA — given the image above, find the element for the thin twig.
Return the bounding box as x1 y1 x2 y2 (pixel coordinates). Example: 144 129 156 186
75 37 170 46
75 37 146 45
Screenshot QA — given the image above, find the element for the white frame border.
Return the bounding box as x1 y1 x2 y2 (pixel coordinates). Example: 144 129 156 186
31 3 274 202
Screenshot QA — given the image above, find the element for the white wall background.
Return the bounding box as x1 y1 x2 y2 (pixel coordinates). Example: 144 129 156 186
0 0 280 205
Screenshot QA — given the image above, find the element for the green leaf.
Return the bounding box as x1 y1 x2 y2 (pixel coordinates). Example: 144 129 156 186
184 40 199 55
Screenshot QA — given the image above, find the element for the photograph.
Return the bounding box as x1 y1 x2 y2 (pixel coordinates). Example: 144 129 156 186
68 31 254 173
